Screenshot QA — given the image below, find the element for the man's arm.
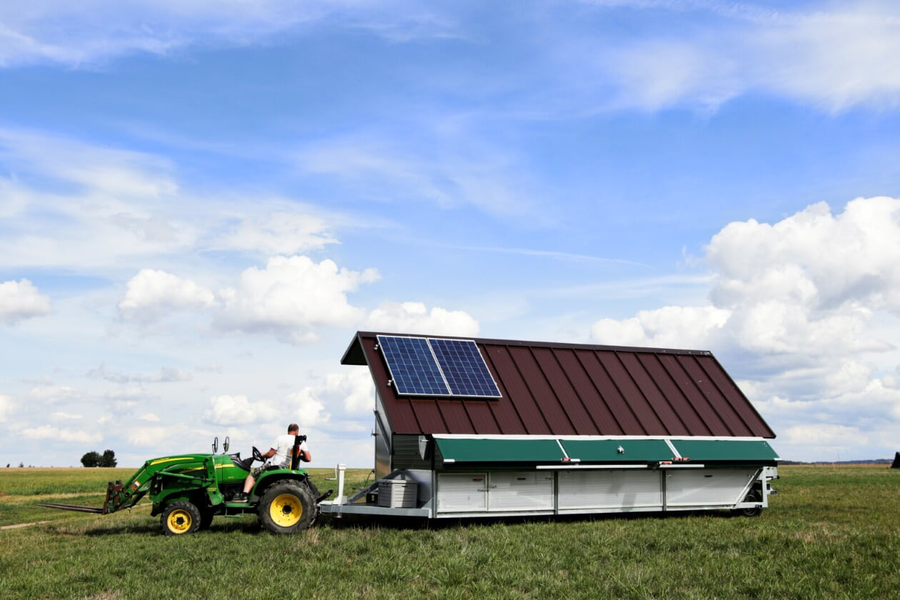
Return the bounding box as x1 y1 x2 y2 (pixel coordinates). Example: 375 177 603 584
300 449 311 462
263 448 277 459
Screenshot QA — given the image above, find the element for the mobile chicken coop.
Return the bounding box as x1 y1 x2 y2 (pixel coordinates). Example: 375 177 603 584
319 332 779 520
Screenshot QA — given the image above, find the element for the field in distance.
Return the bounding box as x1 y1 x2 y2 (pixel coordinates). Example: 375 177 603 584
1 465 899 599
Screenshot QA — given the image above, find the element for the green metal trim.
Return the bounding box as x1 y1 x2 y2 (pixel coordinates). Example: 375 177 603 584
435 438 566 463
561 439 673 462
669 439 780 462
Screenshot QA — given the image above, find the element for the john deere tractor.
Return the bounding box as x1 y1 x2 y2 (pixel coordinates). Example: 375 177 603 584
41 436 330 535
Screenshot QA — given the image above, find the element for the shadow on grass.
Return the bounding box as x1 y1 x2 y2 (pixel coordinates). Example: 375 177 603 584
321 507 750 531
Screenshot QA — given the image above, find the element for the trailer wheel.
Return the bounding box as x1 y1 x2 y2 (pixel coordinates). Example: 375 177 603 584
258 480 315 534
161 501 202 536
737 490 762 518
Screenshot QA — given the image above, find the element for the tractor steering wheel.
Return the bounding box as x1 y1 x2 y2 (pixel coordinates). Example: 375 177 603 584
252 446 264 464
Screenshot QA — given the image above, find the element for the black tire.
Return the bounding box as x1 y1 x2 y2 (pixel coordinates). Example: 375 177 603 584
258 480 316 534
737 490 762 518
305 478 321 501
199 507 215 530
161 501 202 536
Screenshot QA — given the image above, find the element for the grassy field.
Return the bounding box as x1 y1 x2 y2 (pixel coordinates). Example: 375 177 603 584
1 465 898 599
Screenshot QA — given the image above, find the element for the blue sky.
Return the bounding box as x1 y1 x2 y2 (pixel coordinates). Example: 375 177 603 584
2 0 900 467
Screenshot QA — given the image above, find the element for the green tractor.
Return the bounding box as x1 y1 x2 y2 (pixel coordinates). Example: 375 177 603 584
41 436 330 535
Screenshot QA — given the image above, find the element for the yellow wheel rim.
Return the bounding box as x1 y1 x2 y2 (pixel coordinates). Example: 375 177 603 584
167 509 193 534
270 493 302 527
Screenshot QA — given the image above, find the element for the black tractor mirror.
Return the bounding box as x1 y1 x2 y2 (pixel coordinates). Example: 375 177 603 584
223 437 230 453
212 436 218 454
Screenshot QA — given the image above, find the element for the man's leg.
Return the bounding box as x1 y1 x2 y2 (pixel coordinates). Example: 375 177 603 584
234 473 256 502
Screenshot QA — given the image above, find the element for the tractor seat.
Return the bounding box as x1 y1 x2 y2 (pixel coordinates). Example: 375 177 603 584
229 453 252 471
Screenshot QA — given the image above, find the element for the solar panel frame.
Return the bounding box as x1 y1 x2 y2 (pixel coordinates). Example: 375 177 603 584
377 335 502 399
429 338 503 398
376 335 451 397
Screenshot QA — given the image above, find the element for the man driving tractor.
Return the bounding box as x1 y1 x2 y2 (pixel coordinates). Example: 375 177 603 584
234 423 311 503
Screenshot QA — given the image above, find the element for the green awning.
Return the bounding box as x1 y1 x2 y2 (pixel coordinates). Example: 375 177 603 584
435 438 566 463
669 439 780 462
561 439 674 463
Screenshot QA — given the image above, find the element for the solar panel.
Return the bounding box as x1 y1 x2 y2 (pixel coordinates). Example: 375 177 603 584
430 338 503 398
377 336 450 396
377 335 502 399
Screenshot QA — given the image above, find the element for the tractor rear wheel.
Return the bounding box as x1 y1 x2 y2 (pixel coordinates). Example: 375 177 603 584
258 480 315 534
161 501 202 536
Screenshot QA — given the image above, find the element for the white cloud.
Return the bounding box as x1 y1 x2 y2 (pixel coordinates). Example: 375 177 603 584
50 411 83 421
591 305 729 349
285 389 329 427
593 2 900 112
0 394 13 422
21 425 102 444
138 413 160 422
0 1 457 68
366 301 480 337
119 269 216 319
322 369 375 414
0 279 51 324
784 424 866 447
213 212 337 256
89 364 192 384
0 129 354 273
28 385 79 403
216 255 379 342
203 395 278 426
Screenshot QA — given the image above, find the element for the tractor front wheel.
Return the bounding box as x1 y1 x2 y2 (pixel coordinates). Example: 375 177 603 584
161 501 202 536
258 480 315 534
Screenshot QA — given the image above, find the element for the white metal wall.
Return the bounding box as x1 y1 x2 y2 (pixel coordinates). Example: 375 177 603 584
665 468 758 508
558 470 663 511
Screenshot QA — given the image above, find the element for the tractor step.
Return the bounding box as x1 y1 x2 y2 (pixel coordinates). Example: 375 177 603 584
38 503 105 514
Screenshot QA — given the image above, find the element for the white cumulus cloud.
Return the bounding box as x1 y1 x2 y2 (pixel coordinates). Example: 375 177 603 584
366 301 480 337
203 395 278 426
21 425 102 444
216 255 379 342
0 394 13 422
119 269 216 320
28 385 79 403
0 279 51 324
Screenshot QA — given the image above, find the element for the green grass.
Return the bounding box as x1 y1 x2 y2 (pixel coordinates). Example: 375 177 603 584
1 466 899 599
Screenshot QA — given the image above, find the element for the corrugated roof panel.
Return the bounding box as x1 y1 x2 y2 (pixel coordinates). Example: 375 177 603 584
618 353 690 436
695 355 775 438
461 401 502 435
655 354 727 435
553 349 619 435
436 402 475 434
481 345 528 435
636 353 711 436
533 347 598 435
508 346 577 435
489 346 552 434
679 356 752 436
412 402 449 434
596 352 668 435
573 350 641 434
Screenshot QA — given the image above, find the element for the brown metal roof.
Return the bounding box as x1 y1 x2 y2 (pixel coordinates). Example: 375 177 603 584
342 332 775 439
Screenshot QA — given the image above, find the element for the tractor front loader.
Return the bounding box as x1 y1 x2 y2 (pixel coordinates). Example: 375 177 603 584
41 436 330 535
